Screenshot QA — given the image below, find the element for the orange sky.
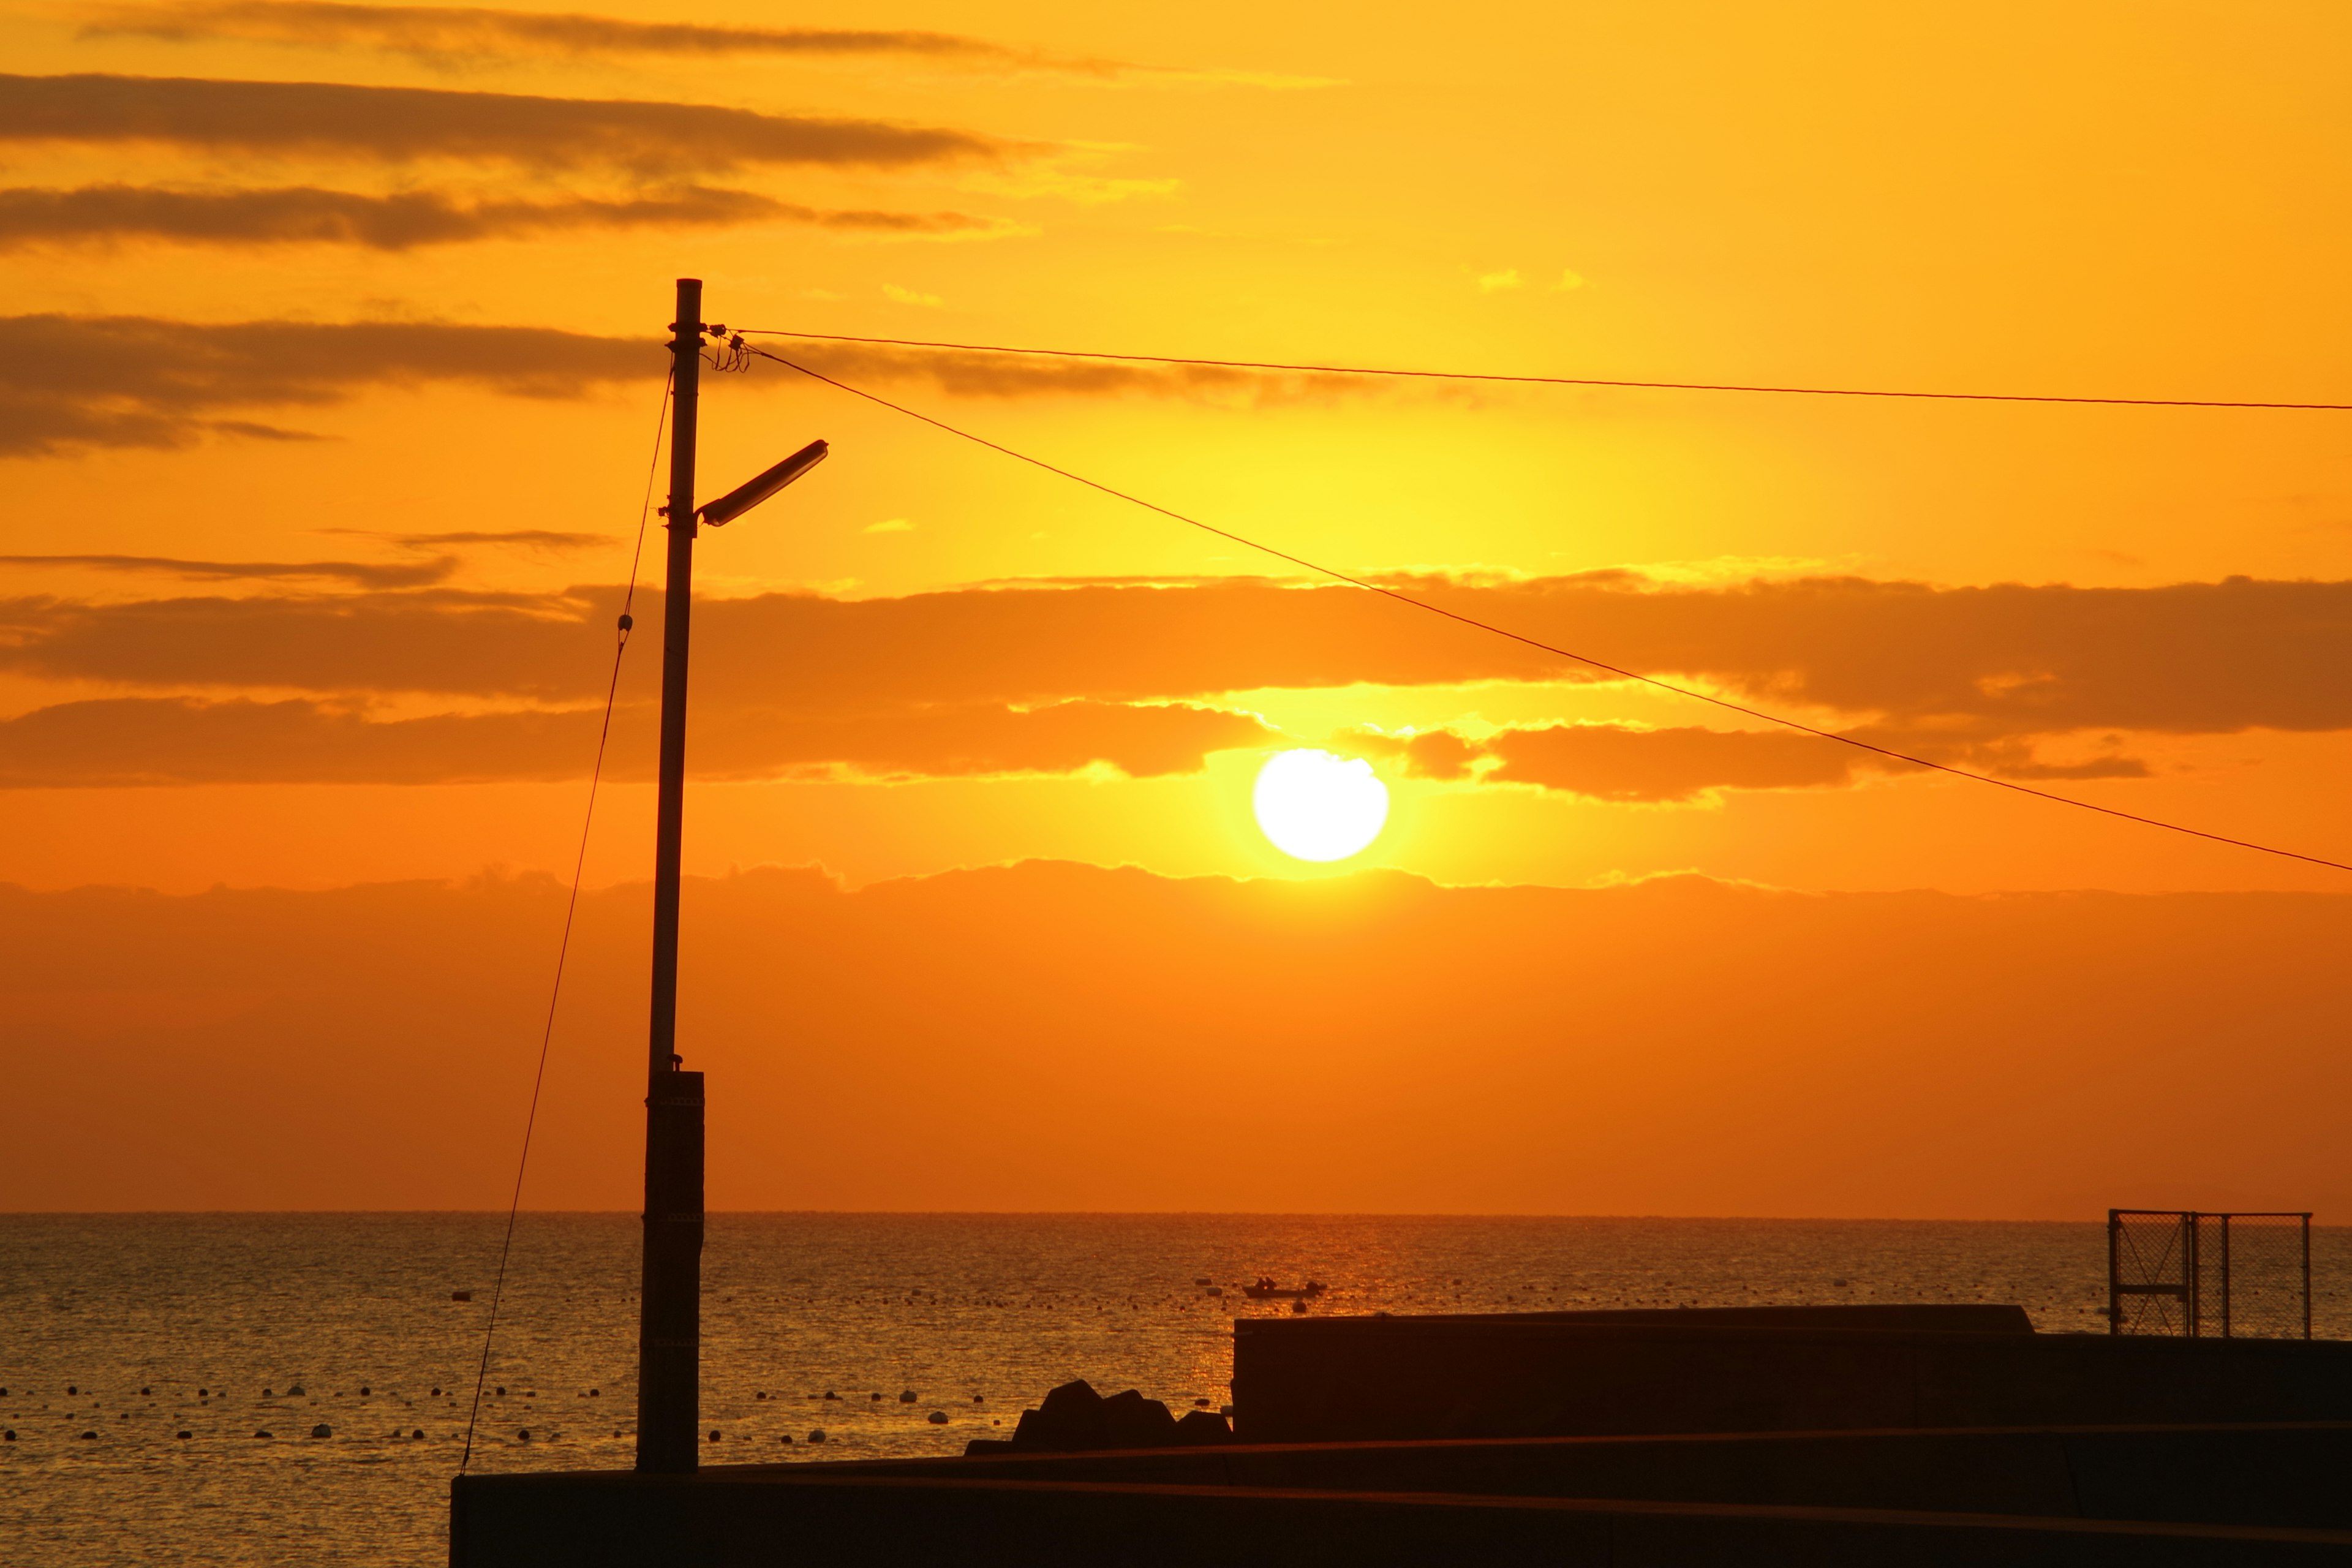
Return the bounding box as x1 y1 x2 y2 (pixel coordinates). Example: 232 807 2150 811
1 2 2348 1213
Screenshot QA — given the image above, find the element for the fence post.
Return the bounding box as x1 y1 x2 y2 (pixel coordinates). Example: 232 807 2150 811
2106 1210 2122 1336
2173 1213 2192 1335
2220 1214 2232 1339
2304 1214 2314 1341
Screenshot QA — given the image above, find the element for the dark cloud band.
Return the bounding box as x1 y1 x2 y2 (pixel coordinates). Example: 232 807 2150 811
3 574 2340 745
84 2 1119 73
0 184 1003 251
0 695 1274 787
0 314 652 454
0 73 1015 173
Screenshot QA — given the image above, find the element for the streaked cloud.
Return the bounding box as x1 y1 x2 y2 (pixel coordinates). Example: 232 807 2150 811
0 694 1276 786
0 314 652 454
0 183 1010 251
0 552 454 588
353 529 612 552
0 74 1018 173
1485 722 1866 801
2 575 2343 747
79 2 1336 87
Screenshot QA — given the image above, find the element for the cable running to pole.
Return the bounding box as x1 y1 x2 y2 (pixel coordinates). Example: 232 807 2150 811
746 342 2352 875
460 365 673 1474
736 330 2352 413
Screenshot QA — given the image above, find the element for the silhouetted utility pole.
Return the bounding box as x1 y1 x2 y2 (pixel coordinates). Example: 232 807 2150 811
638 277 706 1474
631 281 829 1475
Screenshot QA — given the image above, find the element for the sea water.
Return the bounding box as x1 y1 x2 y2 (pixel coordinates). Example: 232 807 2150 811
3 1213 2346 1566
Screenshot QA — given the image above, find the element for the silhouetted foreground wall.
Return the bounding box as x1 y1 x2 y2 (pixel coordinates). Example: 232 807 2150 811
449 1469 2352 1567
822 1420 2352 1531
1232 1316 2352 1442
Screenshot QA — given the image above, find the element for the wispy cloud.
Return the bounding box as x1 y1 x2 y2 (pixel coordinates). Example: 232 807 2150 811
0 73 1020 173
0 183 1012 251
79 2 1338 87
0 552 453 587
0 313 652 455
364 529 612 551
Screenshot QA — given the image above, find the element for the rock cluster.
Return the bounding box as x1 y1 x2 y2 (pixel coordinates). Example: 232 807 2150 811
964 1379 1232 1457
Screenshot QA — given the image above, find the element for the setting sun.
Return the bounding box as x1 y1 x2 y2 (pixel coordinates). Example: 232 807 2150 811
1252 749 1390 862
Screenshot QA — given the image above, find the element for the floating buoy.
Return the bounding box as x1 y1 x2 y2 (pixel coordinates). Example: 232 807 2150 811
1194 1277 1211 1286
452 1291 472 1302
1193 1398 1211 1407
3 1430 14 1441
753 1392 765 1401
822 1391 839 1401
589 1389 600 1398
141 1387 151 1396
496 1387 506 1398
67 1385 78 1396
972 1395 984 1404
518 1429 531 1442
176 1430 192 1440
898 1390 917 1403
197 1389 206 1398
926 1410 948 1425
807 1430 826 1444
707 1429 720 1442
360 1387 371 1396
1206 1287 1223 1297
779 1434 794 1444
311 1424 331 1439
287 1385 306 1397
263 1388 274 1398
80 1430 97 1440
254 1430 273 1439
870 1392 883 1402
431 1388 441 1397
412 1430 425 1439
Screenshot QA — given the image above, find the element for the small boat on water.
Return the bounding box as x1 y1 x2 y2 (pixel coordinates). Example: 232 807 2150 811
1241 1279 1327 1300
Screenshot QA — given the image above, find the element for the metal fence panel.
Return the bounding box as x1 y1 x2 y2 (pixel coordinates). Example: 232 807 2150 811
2109 1210 2311 1338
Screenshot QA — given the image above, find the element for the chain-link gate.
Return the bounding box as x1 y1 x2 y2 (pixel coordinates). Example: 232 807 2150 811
2108 1210 2312 1338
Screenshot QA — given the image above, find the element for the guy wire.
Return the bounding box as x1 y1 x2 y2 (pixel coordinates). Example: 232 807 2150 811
460 363 673 1474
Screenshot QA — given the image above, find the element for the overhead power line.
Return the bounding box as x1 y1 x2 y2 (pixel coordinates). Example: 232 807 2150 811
739 330 2352 413
744 341 2351 875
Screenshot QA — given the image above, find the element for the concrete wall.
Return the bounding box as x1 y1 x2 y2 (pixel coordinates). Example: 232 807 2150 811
1233 1318 2352 1442
821 1422 2352 1531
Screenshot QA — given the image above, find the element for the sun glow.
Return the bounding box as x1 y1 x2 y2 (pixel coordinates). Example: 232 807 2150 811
1252 749 1390 862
